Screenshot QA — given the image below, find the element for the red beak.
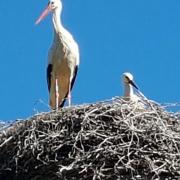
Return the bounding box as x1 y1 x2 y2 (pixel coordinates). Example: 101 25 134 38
35 5 51 25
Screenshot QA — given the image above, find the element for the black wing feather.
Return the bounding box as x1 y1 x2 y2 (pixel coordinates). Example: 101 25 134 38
47 64 53 92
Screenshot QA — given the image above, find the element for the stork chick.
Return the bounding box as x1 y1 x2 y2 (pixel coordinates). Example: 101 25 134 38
122 72 140 102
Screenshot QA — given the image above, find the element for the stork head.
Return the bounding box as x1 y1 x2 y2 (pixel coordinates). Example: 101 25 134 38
48 0 62 11
35 0 62 25
122 72 138 90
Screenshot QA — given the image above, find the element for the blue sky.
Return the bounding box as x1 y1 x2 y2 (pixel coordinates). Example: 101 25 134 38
0 0 180 121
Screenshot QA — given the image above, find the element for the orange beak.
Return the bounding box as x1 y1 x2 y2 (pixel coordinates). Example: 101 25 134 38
35 5 51 25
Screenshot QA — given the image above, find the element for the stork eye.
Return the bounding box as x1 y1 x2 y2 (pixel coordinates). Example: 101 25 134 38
51 1 55 4
125 76 129 80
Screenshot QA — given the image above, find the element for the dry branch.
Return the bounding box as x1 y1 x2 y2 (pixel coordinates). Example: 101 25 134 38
0 97 180 180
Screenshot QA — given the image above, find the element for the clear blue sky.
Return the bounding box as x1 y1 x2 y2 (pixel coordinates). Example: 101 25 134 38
0 0 180 121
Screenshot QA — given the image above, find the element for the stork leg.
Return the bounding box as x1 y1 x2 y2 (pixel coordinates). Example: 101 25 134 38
55 78 59 110
68 91 71 107
67 84 71 107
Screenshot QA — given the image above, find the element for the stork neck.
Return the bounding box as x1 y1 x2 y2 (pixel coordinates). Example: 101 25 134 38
52 9 63 34
124 83 134 97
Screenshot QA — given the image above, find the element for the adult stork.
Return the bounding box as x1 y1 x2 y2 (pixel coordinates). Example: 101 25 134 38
36 0 80 110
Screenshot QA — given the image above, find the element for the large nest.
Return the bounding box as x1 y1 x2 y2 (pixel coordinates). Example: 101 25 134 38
0 98 180 180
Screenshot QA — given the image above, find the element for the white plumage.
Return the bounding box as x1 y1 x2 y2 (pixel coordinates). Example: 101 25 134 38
36 0 79 110
122 72 140 102
122 72 156 111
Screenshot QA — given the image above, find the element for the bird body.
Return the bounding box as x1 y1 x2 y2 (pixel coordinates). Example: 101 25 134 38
36 0 79 109
122 72 140 102
121 72 147 111
48 28 79 109
122 72 155 111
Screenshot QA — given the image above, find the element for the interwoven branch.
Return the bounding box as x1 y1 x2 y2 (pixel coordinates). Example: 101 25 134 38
0 98 180 180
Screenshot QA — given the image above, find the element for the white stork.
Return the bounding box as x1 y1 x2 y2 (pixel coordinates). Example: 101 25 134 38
122 72 155 110
36 0 80 110
122 72 140 102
